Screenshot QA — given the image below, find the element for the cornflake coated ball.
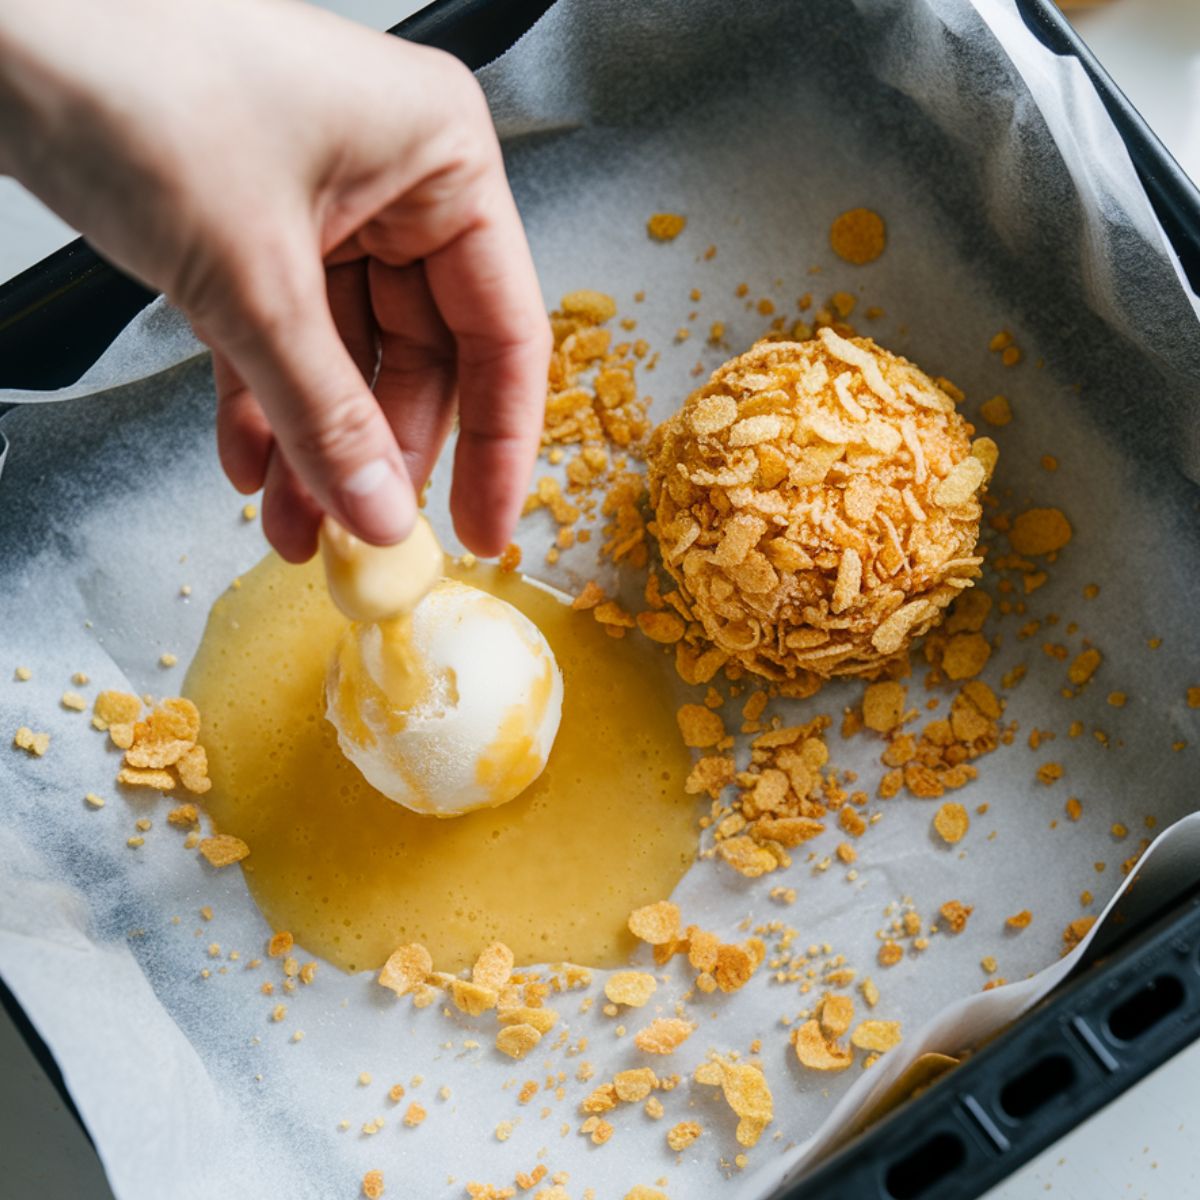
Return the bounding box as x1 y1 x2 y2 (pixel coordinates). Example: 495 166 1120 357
647 327 996 694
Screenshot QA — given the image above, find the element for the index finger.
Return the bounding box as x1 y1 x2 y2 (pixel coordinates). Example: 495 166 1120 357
422 177 551 558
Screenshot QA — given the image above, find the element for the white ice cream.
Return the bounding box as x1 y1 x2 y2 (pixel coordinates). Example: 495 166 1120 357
325 578 563 817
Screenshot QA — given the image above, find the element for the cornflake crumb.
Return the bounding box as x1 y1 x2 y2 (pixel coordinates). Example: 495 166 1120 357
829 208 886 265
13 727 50 756
1006 910 1033 930
850 1021 902 1052
667 1121 702 1151
647 213 687 242
404 1102 427 1127
979 395 1012 427
939 900 973 933
933 802 969 845
604 972 657 1008
634 1018 695 1055
198 834 250 867
84 792 106 809
14 666 32 681
362 1169 385 1199
627 901 681 945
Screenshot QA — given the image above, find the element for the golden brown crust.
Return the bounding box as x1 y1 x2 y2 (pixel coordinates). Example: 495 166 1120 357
647 332 994 685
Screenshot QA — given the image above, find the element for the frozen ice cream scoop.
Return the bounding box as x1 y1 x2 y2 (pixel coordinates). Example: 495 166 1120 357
325 577 563 816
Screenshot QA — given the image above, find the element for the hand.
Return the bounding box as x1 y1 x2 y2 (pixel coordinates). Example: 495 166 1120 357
0 0 551 561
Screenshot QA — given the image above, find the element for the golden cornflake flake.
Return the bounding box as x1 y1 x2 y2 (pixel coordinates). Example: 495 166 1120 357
979 395 1012 426
716 836 779 878
862 682 906 733
167 803 199 828
472 942 515 992
1008 508 1072 557
1036 762 1064 786
362 1169 385 1198
604 972 657 1008
818 994 855 1039
939 900 973 933
497 1006 558 1034
198 834 249 867
496 1024 543 1060
613 1068 658 1102
829 208 886 265
378 943 432 996
268 931 294 958
1068 649 1101 686
696 1058 774 1147
676 704 725 748
628 901 681 945
572 581 605 611
877 941 903 968
108 723 135 750
452 980 499 1016
667 1121 702 1151
403 1102 427 1127
13 727 50 756
940 633 991 681
792 1020 853 1072
117 766 175 790
123 697 200 769
647 213 687 242
92 690 141 730
1063 917 1096 954
581 1084 617 1114
634 1018 695 1055
850 1021 902 1052
637 611 686 644
561 289 617 324
684 754 736 799
933 802 969 844
177 745 212 794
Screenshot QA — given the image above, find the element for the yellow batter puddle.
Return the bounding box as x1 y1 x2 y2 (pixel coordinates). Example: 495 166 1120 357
185 553 700 973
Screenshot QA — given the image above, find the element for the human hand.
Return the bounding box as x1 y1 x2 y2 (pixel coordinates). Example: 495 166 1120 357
0 0 551 561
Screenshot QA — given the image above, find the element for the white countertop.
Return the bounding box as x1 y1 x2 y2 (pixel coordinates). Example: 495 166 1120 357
2 2 1197 1198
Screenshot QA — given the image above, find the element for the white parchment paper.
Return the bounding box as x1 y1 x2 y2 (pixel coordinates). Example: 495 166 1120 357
2 2 1199 1198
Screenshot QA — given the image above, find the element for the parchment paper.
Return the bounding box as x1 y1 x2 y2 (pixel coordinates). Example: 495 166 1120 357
2 2 1199 1198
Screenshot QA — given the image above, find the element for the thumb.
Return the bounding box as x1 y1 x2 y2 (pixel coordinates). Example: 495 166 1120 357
201 251 413 548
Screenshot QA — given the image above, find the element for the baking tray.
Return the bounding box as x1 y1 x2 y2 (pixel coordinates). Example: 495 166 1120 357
1 2 1199 1198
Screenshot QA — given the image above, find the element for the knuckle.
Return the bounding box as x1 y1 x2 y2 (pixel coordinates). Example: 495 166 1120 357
176 228 314 348
289 391 382 468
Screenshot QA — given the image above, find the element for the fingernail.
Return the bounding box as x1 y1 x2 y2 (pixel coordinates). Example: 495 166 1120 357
338 458 414 544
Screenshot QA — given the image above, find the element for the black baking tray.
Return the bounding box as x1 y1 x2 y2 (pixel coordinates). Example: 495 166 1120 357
2 3 1199 1199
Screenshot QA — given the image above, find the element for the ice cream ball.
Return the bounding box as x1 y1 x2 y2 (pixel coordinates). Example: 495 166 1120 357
326 578 564 816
